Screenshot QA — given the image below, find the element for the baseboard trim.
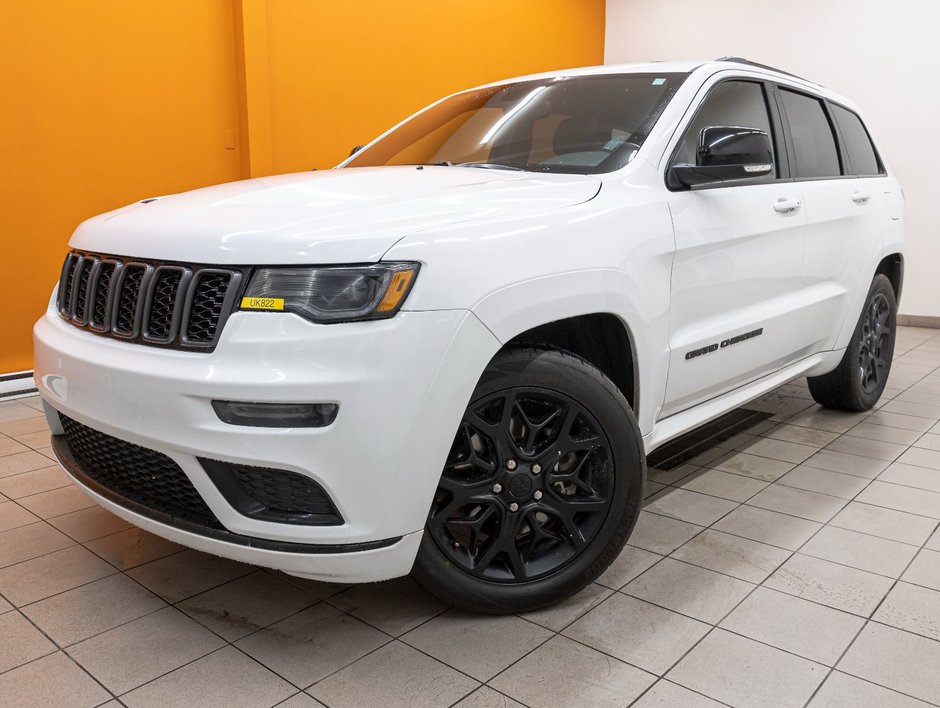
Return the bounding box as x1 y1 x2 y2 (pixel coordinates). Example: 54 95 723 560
898 314 940 329
0 371 37 400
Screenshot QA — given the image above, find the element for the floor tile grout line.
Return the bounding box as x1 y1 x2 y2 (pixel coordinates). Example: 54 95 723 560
106 574 374 698
782 430 940 707
866 615 940 647
110 642 307 702
207 580 482 697
631 399 933 705
0 472 85 501
627 677 737 708
200 600 357 696
0 519 81 572
649 445 851 531
0 615 59 677
874 462 940 483
724 449 893 706
697 444 817 469
10 552 275 662
112 644 258 699
819 489 940 522
5 354 940 705
449 684 527 708
801 518 930 549
834 666 940 708
43 519 139 547
425 553 683 703
0 592 121 703
620 471 811 700
678 462 940 525
803 532 940 708
790 548 919 581
799 620 887 708
271 691 306 707
3 570 184 677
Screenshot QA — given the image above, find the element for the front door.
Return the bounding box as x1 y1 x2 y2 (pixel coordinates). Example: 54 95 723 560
661 78 808 417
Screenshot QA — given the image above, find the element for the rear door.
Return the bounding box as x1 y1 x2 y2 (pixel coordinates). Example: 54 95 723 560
775 87 887 350
661 78 808 417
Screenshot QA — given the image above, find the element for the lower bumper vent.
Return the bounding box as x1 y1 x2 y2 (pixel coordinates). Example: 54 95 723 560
200 459 342 526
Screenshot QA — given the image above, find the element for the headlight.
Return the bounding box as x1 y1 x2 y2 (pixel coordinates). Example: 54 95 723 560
240 263 419 323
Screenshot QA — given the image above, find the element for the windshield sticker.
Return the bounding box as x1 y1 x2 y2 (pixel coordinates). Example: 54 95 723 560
652 78 666 86
603 135 627 151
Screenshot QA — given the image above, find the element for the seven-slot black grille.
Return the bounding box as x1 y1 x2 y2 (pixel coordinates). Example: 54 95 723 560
59 415 223 529
57 251 245 350
184 271 233 343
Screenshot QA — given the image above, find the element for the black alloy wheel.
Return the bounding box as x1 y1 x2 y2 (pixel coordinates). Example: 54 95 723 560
808 274 897 411
858 292 891 394
427 388 615 583
413 346 645 614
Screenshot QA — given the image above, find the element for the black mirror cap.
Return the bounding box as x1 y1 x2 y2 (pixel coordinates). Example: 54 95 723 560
669 126 774 189
699 126 772 167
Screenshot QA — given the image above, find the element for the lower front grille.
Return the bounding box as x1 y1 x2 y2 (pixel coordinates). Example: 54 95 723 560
52 415 400 554
58 415 343 530
59 415 223 529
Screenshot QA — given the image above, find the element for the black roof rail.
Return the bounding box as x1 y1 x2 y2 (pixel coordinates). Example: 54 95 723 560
714 57 818 85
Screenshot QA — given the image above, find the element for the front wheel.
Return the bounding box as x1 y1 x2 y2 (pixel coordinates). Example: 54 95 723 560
807 274 897 411
412 347 645 614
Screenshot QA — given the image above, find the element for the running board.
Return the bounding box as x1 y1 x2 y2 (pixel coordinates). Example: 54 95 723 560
643 351 836 454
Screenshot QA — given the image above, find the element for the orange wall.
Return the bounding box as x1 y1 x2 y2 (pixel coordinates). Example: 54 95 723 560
265 1 608 172
0 1 242 374
0 0 605 374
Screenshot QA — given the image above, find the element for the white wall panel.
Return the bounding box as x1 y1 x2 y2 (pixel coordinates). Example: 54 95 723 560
606 0 940 317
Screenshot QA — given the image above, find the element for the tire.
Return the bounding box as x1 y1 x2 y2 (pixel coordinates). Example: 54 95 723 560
412 346 646 614
807 274 897 411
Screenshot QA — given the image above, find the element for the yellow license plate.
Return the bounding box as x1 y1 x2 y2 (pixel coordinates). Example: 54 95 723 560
240 297 285 311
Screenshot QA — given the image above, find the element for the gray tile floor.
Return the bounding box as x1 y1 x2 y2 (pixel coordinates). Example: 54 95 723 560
2 325 940 707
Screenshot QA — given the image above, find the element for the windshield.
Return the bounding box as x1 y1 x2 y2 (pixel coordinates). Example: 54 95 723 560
344 73 687 175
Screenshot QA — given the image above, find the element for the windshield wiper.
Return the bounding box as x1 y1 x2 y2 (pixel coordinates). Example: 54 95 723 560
457 163 525 171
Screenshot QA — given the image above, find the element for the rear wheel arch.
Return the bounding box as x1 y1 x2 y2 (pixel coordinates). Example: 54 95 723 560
875 252 903 300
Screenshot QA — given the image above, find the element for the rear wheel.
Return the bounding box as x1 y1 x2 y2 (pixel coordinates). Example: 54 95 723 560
807 274 897 411
412 347 645 614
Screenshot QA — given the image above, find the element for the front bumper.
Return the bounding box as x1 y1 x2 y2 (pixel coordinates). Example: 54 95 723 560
34 306 499 581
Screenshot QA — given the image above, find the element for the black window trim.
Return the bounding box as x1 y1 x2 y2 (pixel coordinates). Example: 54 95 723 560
664 76 791 192
826 100 887 177
775 83 849 182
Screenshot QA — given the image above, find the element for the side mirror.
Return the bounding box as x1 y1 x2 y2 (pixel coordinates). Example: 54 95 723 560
670 126 773 188
349 145 365 156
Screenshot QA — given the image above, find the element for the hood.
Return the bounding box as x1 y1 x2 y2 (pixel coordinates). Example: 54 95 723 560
70 166 602 264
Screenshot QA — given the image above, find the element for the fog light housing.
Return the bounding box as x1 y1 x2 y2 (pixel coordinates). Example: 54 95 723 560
211 401 339 428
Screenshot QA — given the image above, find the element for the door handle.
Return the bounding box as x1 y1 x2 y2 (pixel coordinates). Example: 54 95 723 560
773 198 802 214
852 191 872 204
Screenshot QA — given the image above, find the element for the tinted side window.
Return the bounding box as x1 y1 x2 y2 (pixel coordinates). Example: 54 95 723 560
780 89 841 178
673 80 776 179
831 105 881 175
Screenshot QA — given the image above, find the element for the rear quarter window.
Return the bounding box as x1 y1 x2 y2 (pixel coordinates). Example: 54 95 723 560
831 105 883 176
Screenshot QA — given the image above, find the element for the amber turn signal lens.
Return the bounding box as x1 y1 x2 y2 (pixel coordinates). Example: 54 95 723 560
376 269 416 312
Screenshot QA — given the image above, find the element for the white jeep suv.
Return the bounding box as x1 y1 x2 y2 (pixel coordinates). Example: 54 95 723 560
34 58 903 613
